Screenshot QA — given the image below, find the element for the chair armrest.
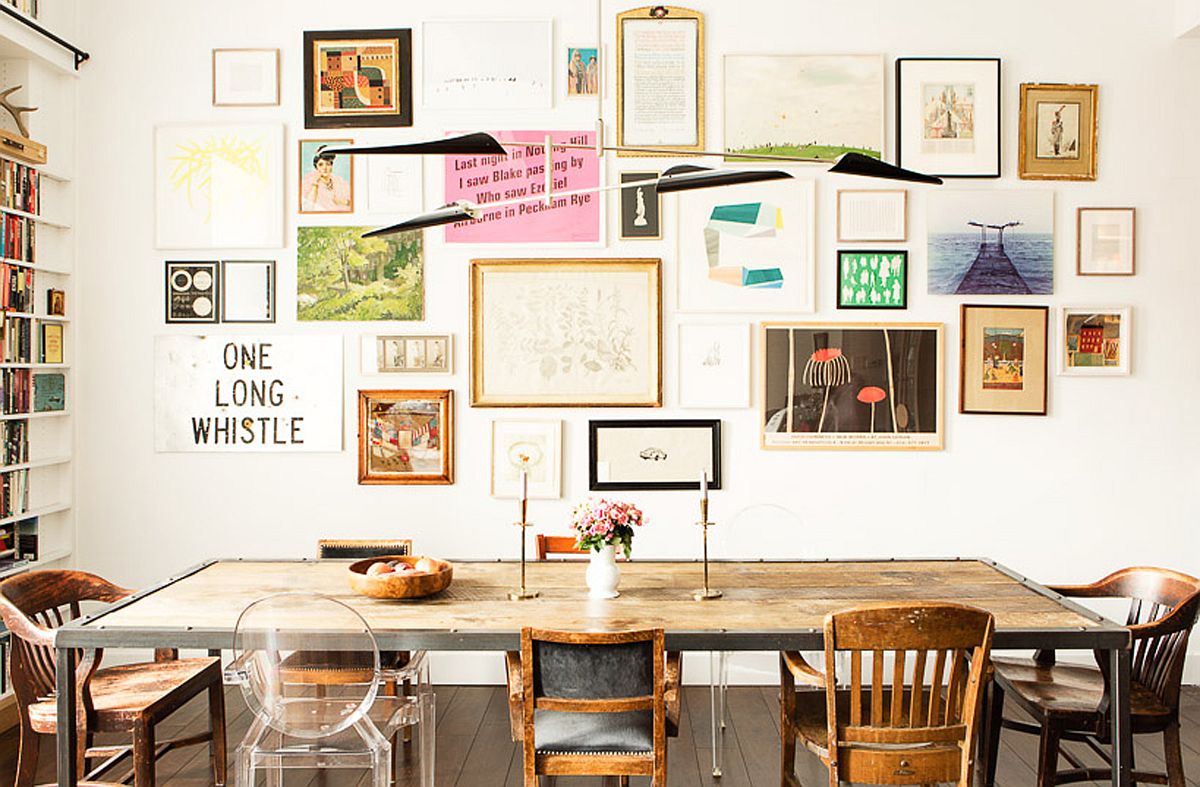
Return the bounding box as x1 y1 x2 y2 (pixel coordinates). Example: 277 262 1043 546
504 650 523 742
781 651 826 688
223 650 252 686
380 649 428 684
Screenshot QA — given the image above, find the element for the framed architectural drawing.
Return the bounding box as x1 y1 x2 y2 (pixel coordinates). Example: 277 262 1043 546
154 123 284 249
837 189 907 242
298 139 354 214
303 29 413 128
959 304 1049 415
837 251 908 309
760 322 944 450
491 419 563 498
220 260 275 323
1077 208 1135 275
896 57 1001 178
1060 306 1130 376
470 258 662 407
616 5 704 154
677 322 750 409
724 54 884 162
619 171 661 240
357 389 453 484
422 19 552 110
677 178 815 313
589 419 720 491
1019 83 1098 181
212 48 279 106
362 334 452 374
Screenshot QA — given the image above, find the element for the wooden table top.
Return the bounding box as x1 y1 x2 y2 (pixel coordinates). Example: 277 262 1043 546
59 558 1128 651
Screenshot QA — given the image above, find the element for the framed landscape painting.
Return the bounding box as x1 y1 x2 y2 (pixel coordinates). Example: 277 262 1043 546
896 57 1001 178
1019 83 1098 181
589 419 720 491
357 390 453 484
724 54 884 162
303 29 413 128
959 304 1049 415
1060 306 1130 376
470 258 662 407
297 226 423 321
760 322 944 450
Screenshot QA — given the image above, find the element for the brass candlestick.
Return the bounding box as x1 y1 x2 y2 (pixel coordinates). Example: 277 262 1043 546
508 474 540 601
692 474 722 601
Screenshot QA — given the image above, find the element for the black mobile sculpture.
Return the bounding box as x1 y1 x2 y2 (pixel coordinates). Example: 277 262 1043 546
325 126 942 237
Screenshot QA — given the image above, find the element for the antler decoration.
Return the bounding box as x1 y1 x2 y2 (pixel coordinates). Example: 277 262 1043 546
0 86 37 138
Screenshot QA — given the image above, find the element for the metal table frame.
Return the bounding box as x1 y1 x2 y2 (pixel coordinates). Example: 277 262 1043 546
51 557 1134 786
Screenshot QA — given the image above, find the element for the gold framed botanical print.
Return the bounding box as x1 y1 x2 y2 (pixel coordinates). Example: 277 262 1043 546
357 390 454 485
959 304 1049 415
1018 83 1097 181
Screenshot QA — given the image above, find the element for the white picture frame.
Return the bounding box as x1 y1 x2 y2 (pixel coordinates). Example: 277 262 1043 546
1077 207 1136 276
678 323 750 409
155 123 284 250
1059 306 1131 376
220 260 275 323
837 189 907 243
422 19 553 110
491 419 563 499
360 334 453 375
212 48 280 107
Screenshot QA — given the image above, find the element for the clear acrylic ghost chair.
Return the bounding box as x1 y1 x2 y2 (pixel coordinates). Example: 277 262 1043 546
224 592 434 787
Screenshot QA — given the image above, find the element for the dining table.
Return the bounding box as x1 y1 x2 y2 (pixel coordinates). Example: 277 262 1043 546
51 557 1134 786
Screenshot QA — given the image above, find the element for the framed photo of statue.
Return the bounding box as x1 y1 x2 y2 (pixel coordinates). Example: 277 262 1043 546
619 171 661 240
896 57 1001 178
959 304 1049 415
1019 83 1097 181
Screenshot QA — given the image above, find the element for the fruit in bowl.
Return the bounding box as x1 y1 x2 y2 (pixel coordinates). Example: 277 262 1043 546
348 555 453 599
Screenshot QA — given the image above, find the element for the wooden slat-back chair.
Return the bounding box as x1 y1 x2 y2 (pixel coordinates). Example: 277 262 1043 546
0 570 226 787
983 567 1200 787
505 536 680 744
521 627 667 787
317 538 412 559
780 602 994 787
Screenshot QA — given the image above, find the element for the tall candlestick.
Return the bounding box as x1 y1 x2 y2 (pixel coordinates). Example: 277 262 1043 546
520 467 528 524
700 470 709 524
508 467 539 600
692 468 721 601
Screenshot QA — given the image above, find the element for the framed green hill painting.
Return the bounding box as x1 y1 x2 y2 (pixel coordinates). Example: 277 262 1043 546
297 226 424 321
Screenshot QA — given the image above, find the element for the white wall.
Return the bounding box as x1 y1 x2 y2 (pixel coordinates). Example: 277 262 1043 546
74 0 1200 683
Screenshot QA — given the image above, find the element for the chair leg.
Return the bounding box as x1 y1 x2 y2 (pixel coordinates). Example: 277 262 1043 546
1164 721 1186 787
983 680 1005 787
1036 725 1061 787
208 677 228 786
14 722 38 787
132 718 157 787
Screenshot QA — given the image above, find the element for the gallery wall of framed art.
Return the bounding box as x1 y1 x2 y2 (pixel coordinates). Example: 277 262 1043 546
74 0 1200 682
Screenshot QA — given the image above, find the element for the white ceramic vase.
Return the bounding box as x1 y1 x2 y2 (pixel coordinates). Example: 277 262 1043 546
586 544 621 599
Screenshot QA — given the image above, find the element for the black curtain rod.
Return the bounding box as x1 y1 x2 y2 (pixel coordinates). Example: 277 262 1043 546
0 4 89 69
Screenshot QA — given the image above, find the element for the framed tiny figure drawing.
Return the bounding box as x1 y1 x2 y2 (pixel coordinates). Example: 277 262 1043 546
165 261 219 324
1077 207 1135 275
837 251 908 309
1060 306 1130 376
619 171 661 240
366 334 452 374
1019 83 1098 180
589 419 720 491
677 323 750 409
959 304 1049 415
357 390 453 484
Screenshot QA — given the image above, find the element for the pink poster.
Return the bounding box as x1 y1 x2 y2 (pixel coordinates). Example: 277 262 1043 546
444 130 602 244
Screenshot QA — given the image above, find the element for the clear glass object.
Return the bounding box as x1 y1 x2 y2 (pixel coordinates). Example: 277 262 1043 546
224 592 434 787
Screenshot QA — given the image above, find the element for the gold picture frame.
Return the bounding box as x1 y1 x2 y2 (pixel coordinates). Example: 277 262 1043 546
616 5 705 156
357 389 453 485
1018 83 1097 181
959 304 1049 415
471 258 663 407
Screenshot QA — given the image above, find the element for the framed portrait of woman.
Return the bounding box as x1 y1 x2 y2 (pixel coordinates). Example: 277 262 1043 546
298 139 354 214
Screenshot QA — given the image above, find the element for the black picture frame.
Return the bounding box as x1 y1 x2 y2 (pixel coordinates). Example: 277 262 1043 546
303 28 413 129
220 260 276 324
895 57 1001 179
836 250 909 310
165 261 220 324
588 419 721 491
619 171 661 240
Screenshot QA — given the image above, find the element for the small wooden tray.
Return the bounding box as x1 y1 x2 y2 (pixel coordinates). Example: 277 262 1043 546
347 555 453 599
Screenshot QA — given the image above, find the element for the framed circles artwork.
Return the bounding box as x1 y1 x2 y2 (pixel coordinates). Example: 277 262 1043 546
1077 207 1135 275
616 5 705 154
896 57 1001 178
759 322 944 451
1060 306 1131 376
588 419 720 491
1019 83 1098 181
303 29 413 129
959 304 1049 416
212 48 279 106
490 419 563 499
470 258 662 407
165 261 219 324
837 251 908 309
357 389 453 485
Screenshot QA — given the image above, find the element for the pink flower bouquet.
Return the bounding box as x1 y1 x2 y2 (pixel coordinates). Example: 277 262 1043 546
569 498 645 557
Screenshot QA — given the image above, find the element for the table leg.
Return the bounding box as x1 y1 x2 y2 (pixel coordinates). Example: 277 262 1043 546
1109 647 1132 787
55 645 78 787
709 651 726 778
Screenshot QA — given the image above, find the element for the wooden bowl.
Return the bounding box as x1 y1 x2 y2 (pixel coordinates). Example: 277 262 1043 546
347 556 454 599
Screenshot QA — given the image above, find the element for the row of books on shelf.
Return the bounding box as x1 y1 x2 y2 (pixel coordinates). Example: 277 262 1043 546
1 468 29 518
1 370 65 414
2 0 38 19
1 263 34 309
0 214 35 264
0 159 39 215
2 314 30 362
2 419 26 465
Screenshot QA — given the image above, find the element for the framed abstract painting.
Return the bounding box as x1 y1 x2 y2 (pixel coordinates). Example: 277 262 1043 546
357 389 453 484
959 304 1049 415
1060 306 1130 376
837 251 908 309
303 29 413 128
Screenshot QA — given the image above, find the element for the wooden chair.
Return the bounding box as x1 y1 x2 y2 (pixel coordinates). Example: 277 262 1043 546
520 627 667 787
317 538 413 559
505 536 680 745
0 569 225 787
982 566 1200 787
780 602 994 787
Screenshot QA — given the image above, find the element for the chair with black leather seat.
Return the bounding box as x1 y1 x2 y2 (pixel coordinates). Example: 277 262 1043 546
519 627 667 787
982 566 1200 787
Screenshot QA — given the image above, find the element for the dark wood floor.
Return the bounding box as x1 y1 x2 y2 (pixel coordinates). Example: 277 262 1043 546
2 685 1198 785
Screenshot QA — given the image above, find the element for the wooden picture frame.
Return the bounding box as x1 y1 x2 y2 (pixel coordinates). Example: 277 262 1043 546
212 48 280 107
1019 83 1097 181
303 29 413 129
588 419 720 491
836 250 908 310
1077 207 1135 275
1059 306 1131 376
357 389 453 485
470 258 663 407
616 5 705 155
836 189 907 243
896 57 1001 178
959 304 1049 415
